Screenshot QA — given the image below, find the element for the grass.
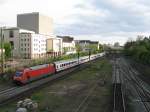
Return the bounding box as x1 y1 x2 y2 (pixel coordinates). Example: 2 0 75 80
0 57 112 112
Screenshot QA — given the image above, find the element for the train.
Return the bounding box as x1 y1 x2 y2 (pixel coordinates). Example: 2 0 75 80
13 52 105 85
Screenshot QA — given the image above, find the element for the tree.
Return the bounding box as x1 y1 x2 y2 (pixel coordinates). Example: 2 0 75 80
88 44 98 54
124 37 150 64
4 43 12 58
98 44 103 52
75 44 82 52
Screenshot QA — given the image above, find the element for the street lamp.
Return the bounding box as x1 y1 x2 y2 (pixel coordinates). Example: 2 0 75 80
0 27 5 74
88 48 91 61
78 51 80 64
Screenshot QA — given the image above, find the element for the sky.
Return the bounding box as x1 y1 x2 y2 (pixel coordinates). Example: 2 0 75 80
0 0 150 45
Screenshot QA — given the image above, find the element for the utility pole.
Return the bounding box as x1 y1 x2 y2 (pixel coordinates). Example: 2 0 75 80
89 49 91 61
0 27 5 74
78 51 79 64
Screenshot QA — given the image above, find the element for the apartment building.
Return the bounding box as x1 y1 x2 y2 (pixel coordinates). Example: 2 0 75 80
75 40 91 52
20 33 48 59
3 27 34 58
57 36 76 55
17 12 53 35
75 40 100 52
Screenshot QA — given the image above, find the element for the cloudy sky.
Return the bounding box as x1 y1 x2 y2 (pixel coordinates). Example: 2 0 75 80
0 0 150 45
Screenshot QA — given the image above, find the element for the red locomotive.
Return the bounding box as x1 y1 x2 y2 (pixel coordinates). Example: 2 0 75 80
13 64 55 84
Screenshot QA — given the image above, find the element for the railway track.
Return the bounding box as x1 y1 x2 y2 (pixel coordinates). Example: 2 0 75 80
113 59 126 112
118 58 150 112
72 61 107 112
0 58 102 106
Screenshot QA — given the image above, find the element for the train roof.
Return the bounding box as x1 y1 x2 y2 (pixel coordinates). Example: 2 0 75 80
54 58 78 64
80 56 89 59
29 64 49 70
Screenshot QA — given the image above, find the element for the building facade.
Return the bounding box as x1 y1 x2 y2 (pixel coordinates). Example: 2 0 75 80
75 40 90 52
20 33 48 59
46 37 62 56
57 36 76 55
3 27 34 58
17 12 53 35
75 40 100 52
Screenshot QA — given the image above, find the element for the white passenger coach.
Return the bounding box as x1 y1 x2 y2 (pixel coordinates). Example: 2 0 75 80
54 52 106 72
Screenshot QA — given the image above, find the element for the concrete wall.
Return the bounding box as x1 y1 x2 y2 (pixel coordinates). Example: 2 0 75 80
17 12 53 35
39 14 53 35
17 12 39 33
46 37 62 53
46 39 53 52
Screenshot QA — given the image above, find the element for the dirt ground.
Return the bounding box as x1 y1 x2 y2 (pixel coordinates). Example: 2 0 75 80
0 57 113 112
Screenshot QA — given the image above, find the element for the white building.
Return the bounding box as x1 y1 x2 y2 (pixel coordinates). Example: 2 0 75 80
75 40 100 52
75 40 91 52
20 33 48 59
3 27 34 58
57 36 76 55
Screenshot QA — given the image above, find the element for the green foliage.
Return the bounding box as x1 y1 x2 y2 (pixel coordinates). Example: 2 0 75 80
0 42 12 59
75 43 82 52
89 44 98 54
124 37 150 64
4 42 12 58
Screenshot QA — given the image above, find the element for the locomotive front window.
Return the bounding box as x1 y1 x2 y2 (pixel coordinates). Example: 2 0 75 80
15 72 23 77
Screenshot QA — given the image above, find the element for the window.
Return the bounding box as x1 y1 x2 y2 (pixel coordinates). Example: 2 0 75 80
9 30 14 38
15 72 22 77
9 41 14 49
24 39 26 41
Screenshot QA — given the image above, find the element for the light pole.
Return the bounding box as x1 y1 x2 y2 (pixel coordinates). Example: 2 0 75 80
78 51 80 64
88 48 91 61
0 27 5 74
